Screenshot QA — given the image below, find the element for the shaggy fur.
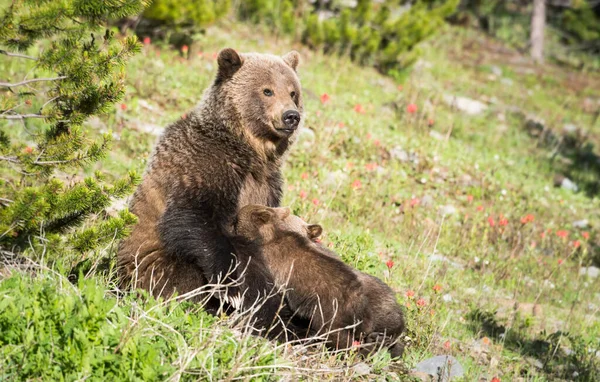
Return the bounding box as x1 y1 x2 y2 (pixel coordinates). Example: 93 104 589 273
117 48 304 338
231 205 406 357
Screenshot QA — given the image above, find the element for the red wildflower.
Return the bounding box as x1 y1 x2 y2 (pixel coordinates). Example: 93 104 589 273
23 146 33 154
352 340 361 347
556 230 568 239
433 284 442 293
397 84 403 91
197 51 203 57
477 205 484 212
491 377 501 382
582 231 590 240
558 259 564 265
354 104 365 113
351 179 362 189
530 241 537 249
386 260 394 269
212 52 218 60
488 216 495 227
540 232 546 239
119 103 127 111
416 298 427 307
573 240 581 248
406 103 418 114
365 162 378 171
482 337 491 345
520 214 535 224
467 195 474 203
299 190 307 199
312 198 319 206
346 162 354 169
410 198 420 207
182 113 187 120
181 45 189 53
499 218 508 227
301 172 309 180
143 36 151 45
366 132 372 140
443 340 451 350
427 118 434 126
320 93 330 104
373 139 381 147
338 122 345 128
25 99 32 106
406 290 415 298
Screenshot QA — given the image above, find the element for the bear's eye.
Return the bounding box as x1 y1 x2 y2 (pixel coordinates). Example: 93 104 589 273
263 89 274 97
290 91 296 98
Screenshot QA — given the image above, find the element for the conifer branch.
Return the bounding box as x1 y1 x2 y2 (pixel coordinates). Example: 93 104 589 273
0 76 67 88
0 50 36 60
0 156 19 163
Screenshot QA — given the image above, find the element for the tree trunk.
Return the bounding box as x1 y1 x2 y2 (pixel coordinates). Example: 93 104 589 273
531 0 546 63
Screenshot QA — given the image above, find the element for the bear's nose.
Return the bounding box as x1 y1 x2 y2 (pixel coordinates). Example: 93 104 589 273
282 110 300 130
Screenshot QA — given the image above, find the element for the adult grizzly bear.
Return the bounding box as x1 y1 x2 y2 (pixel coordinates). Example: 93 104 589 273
117 48 304 338
231 205 406 357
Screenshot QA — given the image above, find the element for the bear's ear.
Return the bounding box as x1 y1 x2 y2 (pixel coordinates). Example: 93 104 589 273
307 224 322 239
217 48 243 82
282 50 300 72
251 207 274 226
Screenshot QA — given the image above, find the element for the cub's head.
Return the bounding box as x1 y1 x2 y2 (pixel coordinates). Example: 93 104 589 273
214 48 303 154
234 205 322 245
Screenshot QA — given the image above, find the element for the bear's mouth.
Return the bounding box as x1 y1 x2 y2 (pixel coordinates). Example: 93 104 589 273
275 127 296 136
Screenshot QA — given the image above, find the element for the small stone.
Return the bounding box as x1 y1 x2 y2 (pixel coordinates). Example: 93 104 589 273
440 205 457 216
500 77 514 86
490 65 502 76
442 294 453 302
572 219 589 228
413 355 464 381
560 177 578 192
430 130 445 141
421 194 434 207
352 362 371 376
443 94 488 116
297 127 315 143
390 146 409 162
579 266 600 279
563 123 578 134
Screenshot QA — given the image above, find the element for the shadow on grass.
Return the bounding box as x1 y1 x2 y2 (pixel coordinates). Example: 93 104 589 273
467 308 599 382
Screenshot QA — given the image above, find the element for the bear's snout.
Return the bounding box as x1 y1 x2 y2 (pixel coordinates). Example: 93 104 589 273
281 110 301 131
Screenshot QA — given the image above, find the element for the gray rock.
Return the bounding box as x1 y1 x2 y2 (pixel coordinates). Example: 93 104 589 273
572 219 589 229
561 177 579 192
440 205 457 216
500 77 514 87
579 266 600 279
442 294 453 303
352 362 371 376
390 146 409 162
297 127 315 143
413 355 464 381
490 65 502 76
443 95 488 116
421 194 434 207
563 123 578 134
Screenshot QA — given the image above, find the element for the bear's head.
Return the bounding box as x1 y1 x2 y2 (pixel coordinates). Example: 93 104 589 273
214 48 303 156
234 205 322 245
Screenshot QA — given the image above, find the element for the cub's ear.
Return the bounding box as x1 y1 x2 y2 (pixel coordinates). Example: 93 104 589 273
251 207 274 226
282 50 300 72
307 224 322 239
217 48 243 83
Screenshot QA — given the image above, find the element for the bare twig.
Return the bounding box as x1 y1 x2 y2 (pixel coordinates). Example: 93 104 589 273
0 50 36 60
0 156 19 163
0 113 48 119
0 76 67 88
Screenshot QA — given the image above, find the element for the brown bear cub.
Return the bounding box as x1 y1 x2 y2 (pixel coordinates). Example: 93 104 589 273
231 205 406 357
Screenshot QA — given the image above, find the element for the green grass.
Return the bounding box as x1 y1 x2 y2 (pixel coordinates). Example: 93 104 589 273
2 21 600 380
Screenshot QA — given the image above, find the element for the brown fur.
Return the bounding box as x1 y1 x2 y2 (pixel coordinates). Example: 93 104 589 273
117 49 306 337
231 205 406 357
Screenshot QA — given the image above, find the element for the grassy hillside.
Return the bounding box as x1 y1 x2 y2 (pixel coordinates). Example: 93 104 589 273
2 21 600 380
